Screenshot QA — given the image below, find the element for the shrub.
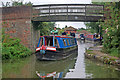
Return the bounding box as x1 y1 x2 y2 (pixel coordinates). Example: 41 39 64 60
2 35 32 60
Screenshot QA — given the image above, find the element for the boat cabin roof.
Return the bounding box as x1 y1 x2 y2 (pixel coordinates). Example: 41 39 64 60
40 35 74 38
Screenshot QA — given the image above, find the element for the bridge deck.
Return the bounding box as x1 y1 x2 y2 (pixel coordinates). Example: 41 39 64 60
32 4 104 22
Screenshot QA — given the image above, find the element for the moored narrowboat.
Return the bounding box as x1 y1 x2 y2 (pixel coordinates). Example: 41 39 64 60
35 35 78 60
85 34 102 41
80 34 85 41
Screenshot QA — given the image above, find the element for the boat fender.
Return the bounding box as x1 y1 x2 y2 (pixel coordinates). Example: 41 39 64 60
40 45 47 54
40 50 45 55
41 45 47 50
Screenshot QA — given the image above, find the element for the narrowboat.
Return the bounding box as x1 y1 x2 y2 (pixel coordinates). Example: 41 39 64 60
35 35 78 60
80 34 85 41
85 34 102 41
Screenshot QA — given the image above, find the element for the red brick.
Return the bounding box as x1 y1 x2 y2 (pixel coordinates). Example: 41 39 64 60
1 6 40 51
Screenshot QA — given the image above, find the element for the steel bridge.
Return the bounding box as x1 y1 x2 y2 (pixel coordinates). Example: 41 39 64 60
32 4 104 22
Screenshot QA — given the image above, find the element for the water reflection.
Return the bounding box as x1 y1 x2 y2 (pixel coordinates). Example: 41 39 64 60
85 58 120 78
2 40 120 78
2 53 77 78
2 55 36 78
65 40 120 78
35 53 77 78
65 41 87 78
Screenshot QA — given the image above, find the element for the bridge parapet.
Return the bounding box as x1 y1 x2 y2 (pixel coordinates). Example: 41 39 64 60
2 6 32 20
32 4 104 22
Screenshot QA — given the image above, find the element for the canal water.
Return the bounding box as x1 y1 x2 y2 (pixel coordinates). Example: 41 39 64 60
2 41 120 78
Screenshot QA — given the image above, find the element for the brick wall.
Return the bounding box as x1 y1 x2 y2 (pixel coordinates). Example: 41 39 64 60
2 6 31 20
2 6 40 52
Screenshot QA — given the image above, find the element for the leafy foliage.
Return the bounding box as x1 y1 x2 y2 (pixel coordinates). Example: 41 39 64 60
85 2 120 57
2 28 32 60
11 0 33 6
99 2 120 57
84 22 102 34
58 28 64 35
32 21 55 36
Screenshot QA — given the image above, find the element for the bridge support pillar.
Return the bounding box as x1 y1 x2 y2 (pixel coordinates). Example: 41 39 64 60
2 6 40 52
2 19 40 52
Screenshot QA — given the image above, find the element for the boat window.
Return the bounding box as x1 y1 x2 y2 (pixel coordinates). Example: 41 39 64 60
93 35 95 38
47 40 51 46
70 38 72 45
46 36 53 46
54 38 59 47
71 38 75 45
62 39 66 46
74 38 76 44
66 39 70 46
72 38 74 45
40 38 43 46
73 38 75 44
71 38 73 45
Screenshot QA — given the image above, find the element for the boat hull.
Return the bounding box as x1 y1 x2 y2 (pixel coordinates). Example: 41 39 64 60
35 46 78 60
85 38 101 41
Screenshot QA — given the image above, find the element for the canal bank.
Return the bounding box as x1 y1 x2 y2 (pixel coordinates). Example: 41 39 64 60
85 45 120 70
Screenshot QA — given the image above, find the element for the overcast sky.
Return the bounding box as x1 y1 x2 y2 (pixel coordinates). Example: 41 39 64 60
0 0 92 29
0 0 91 5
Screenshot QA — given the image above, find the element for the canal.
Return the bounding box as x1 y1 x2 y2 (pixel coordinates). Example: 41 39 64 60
2 41 120 78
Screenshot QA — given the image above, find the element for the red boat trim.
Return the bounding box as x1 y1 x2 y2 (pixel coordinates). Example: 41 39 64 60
40 35 73 38
36 71 56 78
36 46 56 51
55 36 72 38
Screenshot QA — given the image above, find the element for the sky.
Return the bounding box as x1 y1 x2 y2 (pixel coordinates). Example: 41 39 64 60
0 0 92 29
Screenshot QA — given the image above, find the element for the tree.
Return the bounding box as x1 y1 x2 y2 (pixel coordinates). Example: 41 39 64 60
65 25 68 28
11 0 33 6
84 2 120 57
32 21 55 36
100 2 120 56
84 22 101 34
78 28 85 30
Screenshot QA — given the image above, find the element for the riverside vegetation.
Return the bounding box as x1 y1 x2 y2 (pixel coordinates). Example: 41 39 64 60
1 0 33 60
2 29 32 60
85 2 120 58
1 1 56 60
2 21 55 60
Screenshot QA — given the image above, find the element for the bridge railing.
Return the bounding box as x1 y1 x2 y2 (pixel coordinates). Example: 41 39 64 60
32 4 104 22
